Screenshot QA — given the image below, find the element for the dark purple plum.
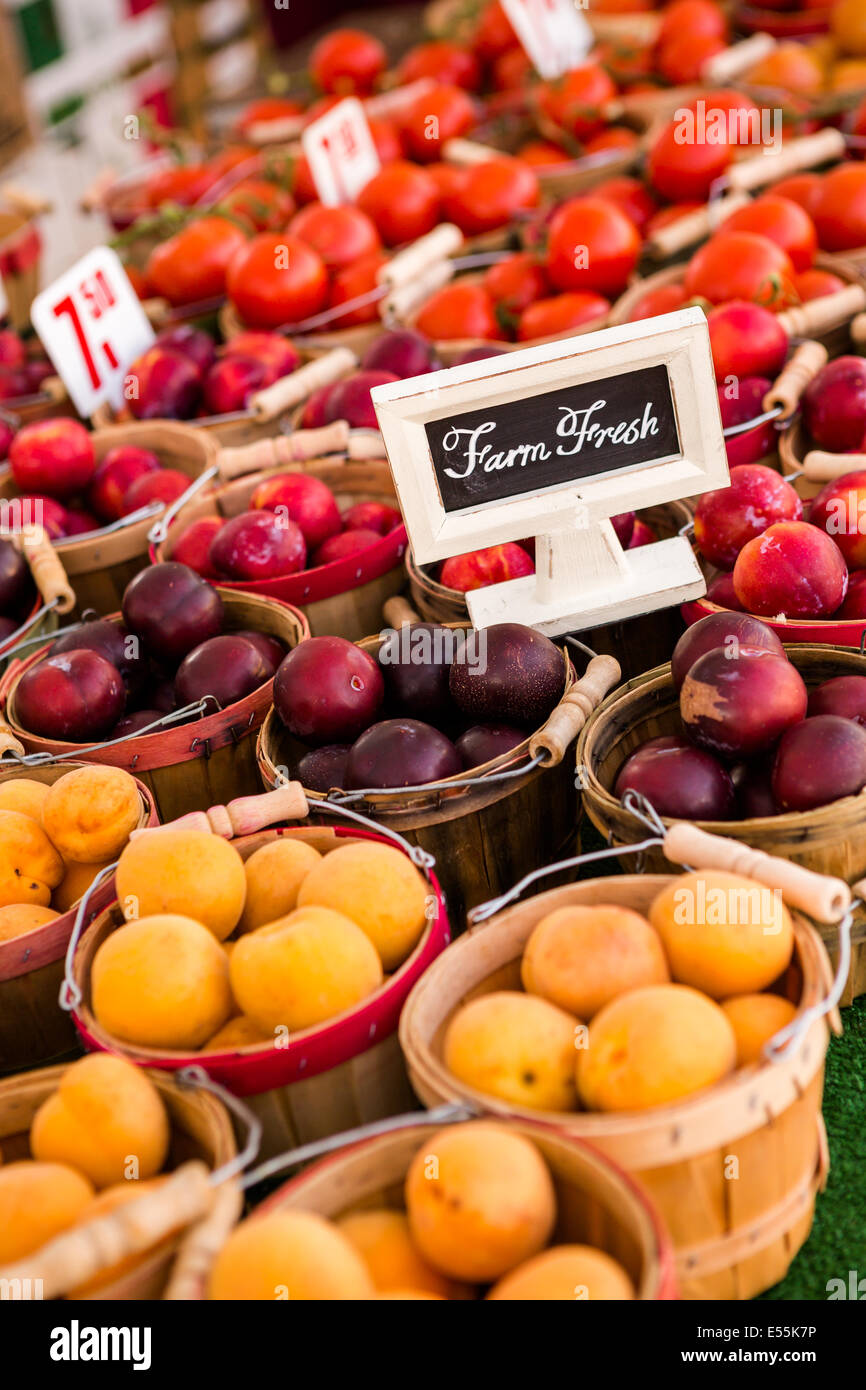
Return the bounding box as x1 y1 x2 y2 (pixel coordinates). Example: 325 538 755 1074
175 634 270 709
456 723 526 769
15 650 125 741
296 745 351 792
274 636 383 745
772 715 866 812
122 562 224 666
345 718 461 789
671 612 784 692
449 623 565 729
0 537 33 615
361 329 438 378
614 734 736 820
378 622 458 720
807 675 866 727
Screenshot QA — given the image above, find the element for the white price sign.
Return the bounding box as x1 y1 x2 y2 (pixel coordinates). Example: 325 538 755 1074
31 246 156 418
301 98 381 207
501 0 593 80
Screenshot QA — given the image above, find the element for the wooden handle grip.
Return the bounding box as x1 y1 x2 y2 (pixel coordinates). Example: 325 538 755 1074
701 33 776 83
0 183 52 217
163 1179 243 1301
378 224 463 289
382 595 420 627
851 313 866 349
801 448 866 481
764 340 828 417
136 784 310 838
529 655 621 766
442 137 500 167
40 374 67 403
776 284 866 340
249 349 357 421
382 260 454 321
662 824 851 923
645 193 748 259
216 422 351 478
727 128 847 193
248 115 305 144
19 526 76 614
142 297 172 329
78 167 117 212
347 429 386 460
0 1161 213 1300
0 716 25 759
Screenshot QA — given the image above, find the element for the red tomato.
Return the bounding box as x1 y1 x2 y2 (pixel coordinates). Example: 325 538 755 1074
546 197 641 297
491 46 534 91
123 264 152 301
415 283 505 342
234 97 303 134
290 153 317 206
592 40 654 84
582 128 640 156
853 93 866 142
812 164 866 252
658 0 728 45
328 253 388 326
288 204 381 272
626 283 691 322
146 217 248 306
656 33 726 85
226 233 329 329
217 178 295 232
309 28 386 95
483 253 549 317
773 173 824 216
645 203 703 240
517 140 571 167
443 157 539 236
517 292 610 342
723 195 818 272
358 161 441 246
425 162 467 203
535 65 618 141
399 85 478 162
301 95 343 128
398 40 481 91
368 118 403 166
472 0 517 62
592 176 658 234
793 268 847 301
647 119 731 202
145 163 212 209
684 231 796 308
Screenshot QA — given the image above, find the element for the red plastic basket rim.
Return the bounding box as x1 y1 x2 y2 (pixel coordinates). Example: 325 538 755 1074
682 597 866 647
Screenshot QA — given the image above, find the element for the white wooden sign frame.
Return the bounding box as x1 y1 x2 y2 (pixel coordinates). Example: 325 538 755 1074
371 309 729 635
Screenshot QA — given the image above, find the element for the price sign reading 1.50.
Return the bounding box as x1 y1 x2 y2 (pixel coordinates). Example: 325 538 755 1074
31 246 155 417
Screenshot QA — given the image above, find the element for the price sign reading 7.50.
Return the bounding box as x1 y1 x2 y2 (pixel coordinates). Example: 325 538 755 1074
31 246 156 417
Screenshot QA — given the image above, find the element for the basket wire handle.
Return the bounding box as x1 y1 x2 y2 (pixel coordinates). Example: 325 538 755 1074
239 1102 477 1191
176 1065 263 1186
762 903 853 1064
59 861 119 1011
4 699 218 768
147 463 219 546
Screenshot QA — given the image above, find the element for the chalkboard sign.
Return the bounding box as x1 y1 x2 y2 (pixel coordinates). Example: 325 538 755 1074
425 363 680 513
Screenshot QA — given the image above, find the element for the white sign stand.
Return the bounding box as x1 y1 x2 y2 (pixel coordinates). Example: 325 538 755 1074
301 98 381 207
371 308 728 639
501 0 593 80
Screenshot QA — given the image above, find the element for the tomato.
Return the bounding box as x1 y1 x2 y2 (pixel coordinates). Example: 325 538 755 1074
123 264 152 301
398 40 481 91
832 0 866 54
491 46 534 91
546 197 641 297
309 28 386 95
724 195 818 272
535 65 617 141
145 163 212 209
592 177 658 233
234 97 303 134
226 234 329 329
484 253 549 317
812 164 866 252
647 119 731 202
645 203 703 241
358 161 441 247
217 178 295 232
706 302 788 384
852 93 866 143
583 128 640 156
328 253 388 326
517 140 571 167
368 118 403 166
680 88 762 144
592 40 654 84
472 0 517 62
793 268 847 302
443 157 539 236
657 33 726 85
399 84 478 162
626 283 691 322
773 173 824 216
146 216 249 306
415 283 505 342
517 292 609 342
288 204 381 272
746 44 824 96
291 153 317 206
658 0 728 45
426 162 467 203
301 95 343 128
684 232 796 308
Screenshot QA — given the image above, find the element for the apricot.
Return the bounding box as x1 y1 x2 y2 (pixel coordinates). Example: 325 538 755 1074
237 838 321 934
376 1289 445 1299
0 903 59 942
648 871 794 998
0 777 49 822
69 1177 172 1295
52 858 112 913
0 1161 94 1262
576 984 736 1112
337 1210 473 1299
229 906 383 1033
203 1015 272 1051
208 1210 375 1300
297 840 428 970
443 990 579 1111
405 1122 556 1282
91 914 233 1050
522 904 669 1020
487 1244 635 1300
42 766 141 864
30 1053 170 1189
721 993 798 1067
116 828 247 940
0 808 64 908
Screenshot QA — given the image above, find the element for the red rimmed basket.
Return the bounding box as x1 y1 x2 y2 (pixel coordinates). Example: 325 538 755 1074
151 458 407 641
0 761 158 1072
67 820 450 1159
